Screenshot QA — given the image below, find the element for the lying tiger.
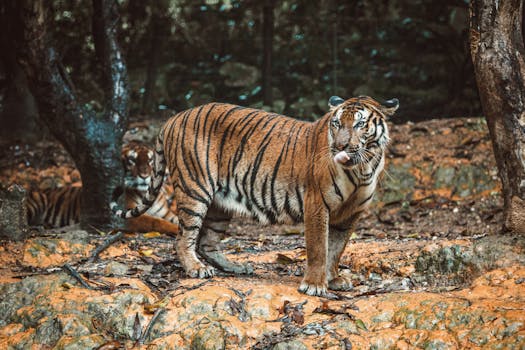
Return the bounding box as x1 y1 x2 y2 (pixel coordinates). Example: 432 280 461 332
112 96 398 296
27 141 179 234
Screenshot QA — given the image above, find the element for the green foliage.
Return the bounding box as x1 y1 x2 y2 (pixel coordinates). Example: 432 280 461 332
47 0 479 120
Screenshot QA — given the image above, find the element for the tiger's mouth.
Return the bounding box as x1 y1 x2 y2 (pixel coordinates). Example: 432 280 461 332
333 151 361 167
125 177 151 191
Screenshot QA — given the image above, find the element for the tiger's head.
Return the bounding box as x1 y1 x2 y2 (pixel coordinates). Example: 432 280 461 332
327 95 399 167
122 141 155 192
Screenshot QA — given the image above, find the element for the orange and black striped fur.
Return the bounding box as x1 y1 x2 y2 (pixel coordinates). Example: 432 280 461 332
27 186 82 227
27 142 179 234
112 96 399 296
121 141 179 234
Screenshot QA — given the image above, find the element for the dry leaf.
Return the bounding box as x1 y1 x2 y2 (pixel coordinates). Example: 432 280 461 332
61 282 75 289
355 319 367 331
143 232 162 238
406 233 420 238
139 249 154 257
144 296 170 314
291 309 304 325
283 228 302 235
275 253 295 265
294 250 307 261
96 341 121 350
132 312 142 341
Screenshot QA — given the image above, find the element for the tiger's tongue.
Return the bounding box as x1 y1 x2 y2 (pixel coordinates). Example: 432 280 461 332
334 151 350 164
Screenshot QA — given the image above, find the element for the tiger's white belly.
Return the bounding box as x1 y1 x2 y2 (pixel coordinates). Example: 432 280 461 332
214 180 304 225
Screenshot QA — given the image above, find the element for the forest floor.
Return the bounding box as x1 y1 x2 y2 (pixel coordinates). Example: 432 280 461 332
1 117 525 349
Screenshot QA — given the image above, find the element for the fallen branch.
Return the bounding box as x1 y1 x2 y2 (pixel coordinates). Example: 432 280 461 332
139 307 165 344
62 263 94 290
88 231 124 263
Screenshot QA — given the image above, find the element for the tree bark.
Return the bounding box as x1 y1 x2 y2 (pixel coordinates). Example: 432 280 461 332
141 1 169 114
470 0 525 234
0 1 42 143
262 0 274 107
0 185 29 241
15 0 129 231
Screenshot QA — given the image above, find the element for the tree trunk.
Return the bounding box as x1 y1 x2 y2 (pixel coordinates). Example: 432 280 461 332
0 1 42 143
262 0 274 107
0 185 29 241
15 0 129 231
470 0 525 234
141 1 169 114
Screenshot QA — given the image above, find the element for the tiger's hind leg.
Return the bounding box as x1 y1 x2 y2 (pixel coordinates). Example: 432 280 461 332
197 205 254 275
176 199 215 278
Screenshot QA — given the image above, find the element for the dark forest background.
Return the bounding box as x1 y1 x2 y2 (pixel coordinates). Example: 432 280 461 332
0 0 478 140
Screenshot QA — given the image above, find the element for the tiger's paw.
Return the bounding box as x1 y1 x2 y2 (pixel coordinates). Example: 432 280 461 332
328 276 353 291
298 281 328 297
187 265 215 279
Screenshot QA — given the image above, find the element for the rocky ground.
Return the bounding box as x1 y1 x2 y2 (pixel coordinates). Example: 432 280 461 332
1 117 524 349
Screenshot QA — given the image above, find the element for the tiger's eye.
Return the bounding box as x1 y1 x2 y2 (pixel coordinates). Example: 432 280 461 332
331 119 341 129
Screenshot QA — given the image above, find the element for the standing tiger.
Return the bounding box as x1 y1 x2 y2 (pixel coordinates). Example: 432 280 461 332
112 96 399 296
27 141 179 234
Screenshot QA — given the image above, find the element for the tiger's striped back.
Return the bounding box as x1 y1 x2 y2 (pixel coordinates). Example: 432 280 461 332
27 184 177 229
26 187 81 227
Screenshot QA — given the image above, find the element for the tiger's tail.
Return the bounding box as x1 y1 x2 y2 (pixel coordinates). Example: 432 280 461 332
111 132 167 219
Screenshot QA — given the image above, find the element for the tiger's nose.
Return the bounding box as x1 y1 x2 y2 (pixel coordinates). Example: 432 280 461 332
336 143 348 151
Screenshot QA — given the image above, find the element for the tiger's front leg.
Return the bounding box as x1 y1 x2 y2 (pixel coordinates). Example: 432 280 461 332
298 192 329 296
326 226 353 291
327 212 362 291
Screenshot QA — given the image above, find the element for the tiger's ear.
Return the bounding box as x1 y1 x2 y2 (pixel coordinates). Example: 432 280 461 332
381 98 399 117
328 96 345 111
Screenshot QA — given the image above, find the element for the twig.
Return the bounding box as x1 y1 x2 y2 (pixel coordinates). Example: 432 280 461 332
139 307 165 345
88 231 124 262
62 263 94 290
179 279 213 292
312 306 355 320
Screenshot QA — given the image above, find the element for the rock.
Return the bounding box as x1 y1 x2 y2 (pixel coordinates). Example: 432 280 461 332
190 322 226 350
453 165 494 197
219 62 260 88
415 236 525 287
0 273 70 327
272 340 308 350
34 317 65 347
0 184 29 241
433 167 456 189
22 231 92 268
86 290 154 339
378 162 415 204
104 261 129 276
0 273 156 348
53 335 105 350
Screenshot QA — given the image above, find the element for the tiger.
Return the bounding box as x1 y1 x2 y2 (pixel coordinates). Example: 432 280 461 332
120 141 179 234
111 95 399 296
27 142 179 234
27 186 82 227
